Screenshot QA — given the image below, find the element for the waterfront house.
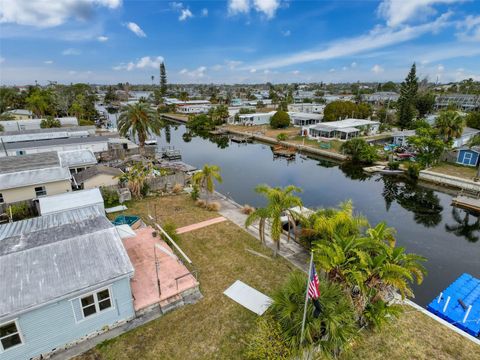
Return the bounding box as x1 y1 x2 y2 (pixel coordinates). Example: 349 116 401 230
0 152 71 205
392 127 480 149
73 165 123 189
234 111 276 125
307 118 380 140
0 207 135 360
456 147 480 167
0 126 96 144
288 112 322 127
1 109 33 120
38 188 105 215
0 117 78 132
392 130 416 146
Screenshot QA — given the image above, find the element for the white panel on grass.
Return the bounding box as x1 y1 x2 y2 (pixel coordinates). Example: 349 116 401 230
223 280 272 315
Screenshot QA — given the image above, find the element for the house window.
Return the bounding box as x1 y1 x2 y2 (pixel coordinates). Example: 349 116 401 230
34 186 47 197
80 288 112 318
0 321 22 351
16 150 26 156
0 193 3 204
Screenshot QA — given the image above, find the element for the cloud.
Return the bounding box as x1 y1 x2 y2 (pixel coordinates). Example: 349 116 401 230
171 2 193 21
0 0 122 28
97 35 108 42
126 22 146 37
377 0 461 27
292 70 300 75
201 8 208 17
456 15 480 41
179 8 193 21
179 66 207 78
281 29 291 36
371 64 384 73
437 64 445 72
250 68 257 73
44 60 54 64
245 13 452 70
113 56 164 71
329 68 335 73
228 0 281 19
226 60 243 69
0 57 5 64
62 48 81 55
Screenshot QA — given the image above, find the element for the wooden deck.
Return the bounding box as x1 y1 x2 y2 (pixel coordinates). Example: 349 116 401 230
451 195 480 212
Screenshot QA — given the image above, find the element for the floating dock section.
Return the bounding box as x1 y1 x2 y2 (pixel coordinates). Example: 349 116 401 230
427 273 480 337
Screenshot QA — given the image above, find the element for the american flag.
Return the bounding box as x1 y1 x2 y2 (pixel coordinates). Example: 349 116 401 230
307 263 320 299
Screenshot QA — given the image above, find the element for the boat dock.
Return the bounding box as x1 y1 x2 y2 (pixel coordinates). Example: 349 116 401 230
272 145 296 159
231 135 253 143
451 190 480 212
158 146 182 160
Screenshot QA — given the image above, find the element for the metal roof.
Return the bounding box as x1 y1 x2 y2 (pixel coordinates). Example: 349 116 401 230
58 149 97 168
0 130 91 143
0 208 133 318
38 188 104 215
0 126 96 137
0 151 59 173
3 135 112 151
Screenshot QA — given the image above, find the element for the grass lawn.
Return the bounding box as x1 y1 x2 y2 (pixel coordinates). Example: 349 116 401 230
429 162 478 180
225 124 299 139
80 195 480 360
290 135 343 153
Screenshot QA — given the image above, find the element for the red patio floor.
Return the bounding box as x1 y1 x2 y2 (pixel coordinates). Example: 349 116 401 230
123 227 198 312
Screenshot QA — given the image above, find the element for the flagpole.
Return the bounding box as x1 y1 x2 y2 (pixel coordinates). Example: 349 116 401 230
300 251 313 346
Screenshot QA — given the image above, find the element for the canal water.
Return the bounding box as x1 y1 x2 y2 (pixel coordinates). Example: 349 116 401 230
158 123 480 307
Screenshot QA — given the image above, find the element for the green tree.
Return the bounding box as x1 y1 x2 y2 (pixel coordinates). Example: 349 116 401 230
465 111 480 129
408 127 445 167
270 110 290 129
0 123 4 132
341 138 378 164
160 62 167 96
118 102 163 148
209 105 229 125
192 164 222 203
25 88 52 117
415 92 435 118
381 81 397 92
104 86 118 104
324 101 357 122
40 116 61 128
435 110 464 144
397 63 418 129
118 162 155 198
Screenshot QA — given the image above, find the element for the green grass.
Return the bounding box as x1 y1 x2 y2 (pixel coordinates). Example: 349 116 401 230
429 162 478 180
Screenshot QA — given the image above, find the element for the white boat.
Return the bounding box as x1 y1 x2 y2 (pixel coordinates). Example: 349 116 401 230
145 138 157 146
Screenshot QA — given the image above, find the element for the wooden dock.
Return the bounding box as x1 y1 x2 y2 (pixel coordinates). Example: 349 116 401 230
451 193 480 212
231 136 253 143
272 145 296 158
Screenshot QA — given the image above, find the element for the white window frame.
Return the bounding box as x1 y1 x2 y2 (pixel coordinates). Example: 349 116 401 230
0 319 24 352
75 286 114 321
34 186 47 197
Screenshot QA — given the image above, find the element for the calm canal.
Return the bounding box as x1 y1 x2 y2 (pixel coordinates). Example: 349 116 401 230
158 123 480 307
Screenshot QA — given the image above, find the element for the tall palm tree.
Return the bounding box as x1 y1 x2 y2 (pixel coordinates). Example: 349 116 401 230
192 164 222 203
435 110 464 144
246 184 302 256
118 102 162 148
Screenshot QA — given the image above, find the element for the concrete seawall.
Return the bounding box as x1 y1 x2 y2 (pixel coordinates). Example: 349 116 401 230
419 170 480 192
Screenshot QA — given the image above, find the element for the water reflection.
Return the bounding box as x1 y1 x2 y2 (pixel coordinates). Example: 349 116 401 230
339 162 373 181
445 207 480 243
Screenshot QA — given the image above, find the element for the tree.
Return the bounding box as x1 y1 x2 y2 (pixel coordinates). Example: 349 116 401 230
341 138 378 164
270 111 290 129
209 105 229 125
415 92 435 118
119 162 155 198
118 102 163 148
381 81 397 92
0 123 4 132
465 111 480 129
192 164 222 203
40 116 61 128
435 110 464 144
408 127 445 167
397 63 418 129
25 88 52 117
160 62 167 96
104 86 118 104
323 100 372 122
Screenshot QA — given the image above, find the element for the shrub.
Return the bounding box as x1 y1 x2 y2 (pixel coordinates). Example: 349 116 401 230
100 187 120 207
362 300 403 329
341 138 378 164
388 161 400 170
276 133 288 141
190 184 200 200
241 204 255 215
40 116 61 128
9 202 33 221
270 111 290 129
407 162 422 179
245 316 292 360
162 222 180 243
172 183 183 194
206 201 221 211
195 199 207 208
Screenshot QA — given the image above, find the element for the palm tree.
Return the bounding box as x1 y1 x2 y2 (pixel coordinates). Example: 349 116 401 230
435 110 464 144
445 207 480 243
245 207 270 245
192 164 222 203
246 185 302 256
118 102 163 148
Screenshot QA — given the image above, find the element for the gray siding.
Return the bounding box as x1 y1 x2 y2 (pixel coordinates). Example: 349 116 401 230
0 278 134 360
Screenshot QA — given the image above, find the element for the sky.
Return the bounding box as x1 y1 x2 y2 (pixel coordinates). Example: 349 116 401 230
0 0 479 85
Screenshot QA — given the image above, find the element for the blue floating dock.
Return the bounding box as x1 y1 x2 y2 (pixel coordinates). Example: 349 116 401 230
427 273 480 337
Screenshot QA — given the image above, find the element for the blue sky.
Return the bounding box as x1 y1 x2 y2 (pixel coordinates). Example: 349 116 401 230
0 0 479 85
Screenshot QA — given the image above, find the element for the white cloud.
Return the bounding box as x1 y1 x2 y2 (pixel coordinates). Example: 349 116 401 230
0 0 121 28
68 70 77 75
179 68 188 74
228 0 250 15
44 60 53 64
329 68 336 72
201 8 209 17
253 0 281 19
226 60 243 69
179 66 207 78
437 64 445 72
281 30 291 37
62 48 81 55
171 2 193 21
228 0 281 19
263 69 271 74
179 8 193 21
342 66 348 71
292 70 300 75
0 57 5 64
113 56 164 71
97 35 108 42
371 64 384 73
126 22 146 37
245 13 452 70
377 0 460 27
456 15 480 41
250 68 257 73
351 62 357 68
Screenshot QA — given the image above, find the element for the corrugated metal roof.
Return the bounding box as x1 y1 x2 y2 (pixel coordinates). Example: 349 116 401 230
58 149 97 168
0 130 91 143
3 135 112 151
0 126 96 136
0 208 133 318
0 151 59 172
38 188 104 215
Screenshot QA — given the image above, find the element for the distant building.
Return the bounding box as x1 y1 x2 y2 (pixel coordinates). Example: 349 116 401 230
73 165 123 189
0 207 135 360
0 152 72 205
1 109 33 120
307 119 380 140
0 117 79 132
363 92 399 104
435 94 480 111
288 103 325 114
57 149 98 174
0 126 95 145
288 112 322 127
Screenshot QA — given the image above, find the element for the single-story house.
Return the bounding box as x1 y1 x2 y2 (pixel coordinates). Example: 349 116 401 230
307 118 380 140
233 111 276 125
0 152 72 204
392 127 480 149
1 109 33 120
58 149 98 174
73 165 123 189
0 126 96 145
392 130 416 146
287 103 325 114
0 207 135 360
0 117 78 132
38 188 105 215
456 146 480 167
288 112 322 127
363 92 399 104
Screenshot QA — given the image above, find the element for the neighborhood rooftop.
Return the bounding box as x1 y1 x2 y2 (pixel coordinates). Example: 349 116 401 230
38 188 104 215
58 149 97 168
2 134 116 151
0 151 60 173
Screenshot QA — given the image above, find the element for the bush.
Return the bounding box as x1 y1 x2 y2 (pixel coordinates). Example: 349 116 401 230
206 201 221 211
162 222 179 243
100 187 120 207
79 119 95 126
270 111 290 129
190 184 200 200
388 161 400 170
276 133 288 141
341 138 378 164
245 316 292 360
241 204 255 215
195 199 207 208
407 162 422 179
9 202 33 221
172 183 183 194
40 116 61 128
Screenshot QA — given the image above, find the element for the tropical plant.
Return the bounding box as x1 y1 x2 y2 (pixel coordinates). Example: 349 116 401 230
192 164 222 203
118 102 163 148
25 88 53 117
269 272 358 356
270 110 290 129
276 133 288 141
245 316 293 360
466 111 480 130
435 110 464 144
40 116 61 128
245 185 302 256
341 138 378 164
118 162 155 198
408 127 446 167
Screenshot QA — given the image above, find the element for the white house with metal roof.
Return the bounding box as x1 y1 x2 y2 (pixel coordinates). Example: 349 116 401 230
0 207 135 360
288 112 322 127
1 109 33 120
0 117 78 132
306 118 380 140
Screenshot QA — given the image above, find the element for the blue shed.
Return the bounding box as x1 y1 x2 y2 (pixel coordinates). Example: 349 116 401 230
456 147 480 167
0 207 135 360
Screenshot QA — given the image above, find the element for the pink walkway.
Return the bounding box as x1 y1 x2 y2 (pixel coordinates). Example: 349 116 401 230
176 216 226 234
123 227 198 312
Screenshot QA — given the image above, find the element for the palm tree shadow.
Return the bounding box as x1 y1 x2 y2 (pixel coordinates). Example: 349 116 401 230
445 207 480 243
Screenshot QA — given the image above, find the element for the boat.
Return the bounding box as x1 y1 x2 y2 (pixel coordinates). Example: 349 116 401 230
378 169 404 175
427 273 480 337
145 138 157 146
231 136 253 143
